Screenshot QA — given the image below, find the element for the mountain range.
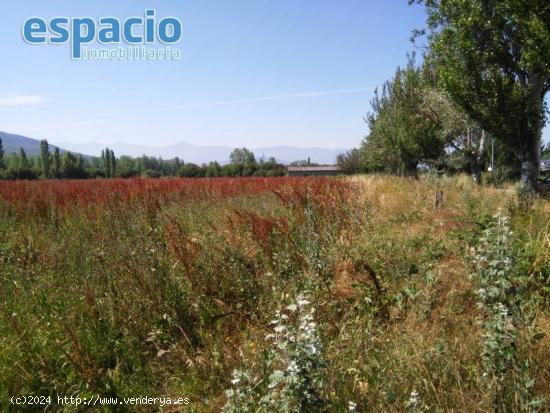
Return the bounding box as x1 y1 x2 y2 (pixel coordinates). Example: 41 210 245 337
56 141 346 165
0 131 347 165
0 131 67 157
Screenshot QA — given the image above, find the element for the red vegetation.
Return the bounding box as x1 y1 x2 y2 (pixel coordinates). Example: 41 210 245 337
0 177 354 213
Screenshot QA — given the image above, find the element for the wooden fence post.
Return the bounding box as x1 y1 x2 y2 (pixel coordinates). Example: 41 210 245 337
435 190 444 209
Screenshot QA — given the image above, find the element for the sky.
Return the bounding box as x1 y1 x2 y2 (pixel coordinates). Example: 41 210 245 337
0 1 548 150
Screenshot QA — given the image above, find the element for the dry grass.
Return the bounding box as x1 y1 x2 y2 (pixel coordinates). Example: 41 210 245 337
0 174 548 412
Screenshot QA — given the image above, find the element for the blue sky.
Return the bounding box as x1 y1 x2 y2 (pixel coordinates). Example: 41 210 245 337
0 1 548 149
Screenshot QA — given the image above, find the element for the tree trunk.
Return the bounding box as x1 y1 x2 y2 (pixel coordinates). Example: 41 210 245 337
520 136 540 193
472 130 488 184
519 76 545 194
403 161 418 179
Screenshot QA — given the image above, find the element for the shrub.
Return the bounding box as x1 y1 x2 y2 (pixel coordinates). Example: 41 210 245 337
473 213 543 411
224 293 328 413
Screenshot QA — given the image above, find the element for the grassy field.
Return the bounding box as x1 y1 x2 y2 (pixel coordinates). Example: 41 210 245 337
1 175 549 412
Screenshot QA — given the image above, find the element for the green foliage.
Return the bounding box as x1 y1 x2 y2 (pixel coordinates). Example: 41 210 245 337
61 151 87 179
413 0 550 188
120 155 183 178
227 148 270 177
178 162 204 177
230 147 256 165
337 149 365 174
39 139 51 178
2 148 38 179
102 147 112 178
473 213 543 411
18 147 29 170
205 161 222 177
110 149 116 177
360 58 465 176
52 147 61 178
224 294 328 413
0 145 88 179
0 145 287 180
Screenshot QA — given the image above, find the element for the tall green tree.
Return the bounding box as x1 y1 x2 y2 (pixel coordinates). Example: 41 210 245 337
412 0 550 190
229 148 256 176
61 151 87 179
205 161 221 177
177 162 203 177
76 154 85 171
361 59 458 176
9 147 37 179
337 148 365 174
52 147 61 178
229 147 256 165
18 148 29 170
39 139 51 178
109 149 116 177
173 157 182 175
102 147 112 178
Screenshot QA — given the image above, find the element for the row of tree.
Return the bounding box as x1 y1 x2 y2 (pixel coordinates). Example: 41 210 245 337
338 0 550 192
0 140 287 180
0 139 88 180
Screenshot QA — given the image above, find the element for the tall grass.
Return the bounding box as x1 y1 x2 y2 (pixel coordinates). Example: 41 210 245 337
0 175 548 411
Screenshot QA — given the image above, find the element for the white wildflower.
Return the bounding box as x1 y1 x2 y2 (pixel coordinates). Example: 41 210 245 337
223 292 326 412
230 370 242 385
409 390 420 408
296 294 310 307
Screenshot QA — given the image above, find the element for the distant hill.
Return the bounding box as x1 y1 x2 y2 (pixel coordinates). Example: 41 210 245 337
0 131 70 157
0 131 347 165
56 141 347 165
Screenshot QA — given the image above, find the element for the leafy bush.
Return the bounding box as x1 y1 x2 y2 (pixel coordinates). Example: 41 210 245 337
473 213 543 411
224 293 328 413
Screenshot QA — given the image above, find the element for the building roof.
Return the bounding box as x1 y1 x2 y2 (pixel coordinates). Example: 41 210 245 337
287 165 342 172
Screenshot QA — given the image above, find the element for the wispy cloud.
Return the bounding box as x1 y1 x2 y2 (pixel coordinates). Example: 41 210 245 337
0 95 47 107
177 87 375 109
